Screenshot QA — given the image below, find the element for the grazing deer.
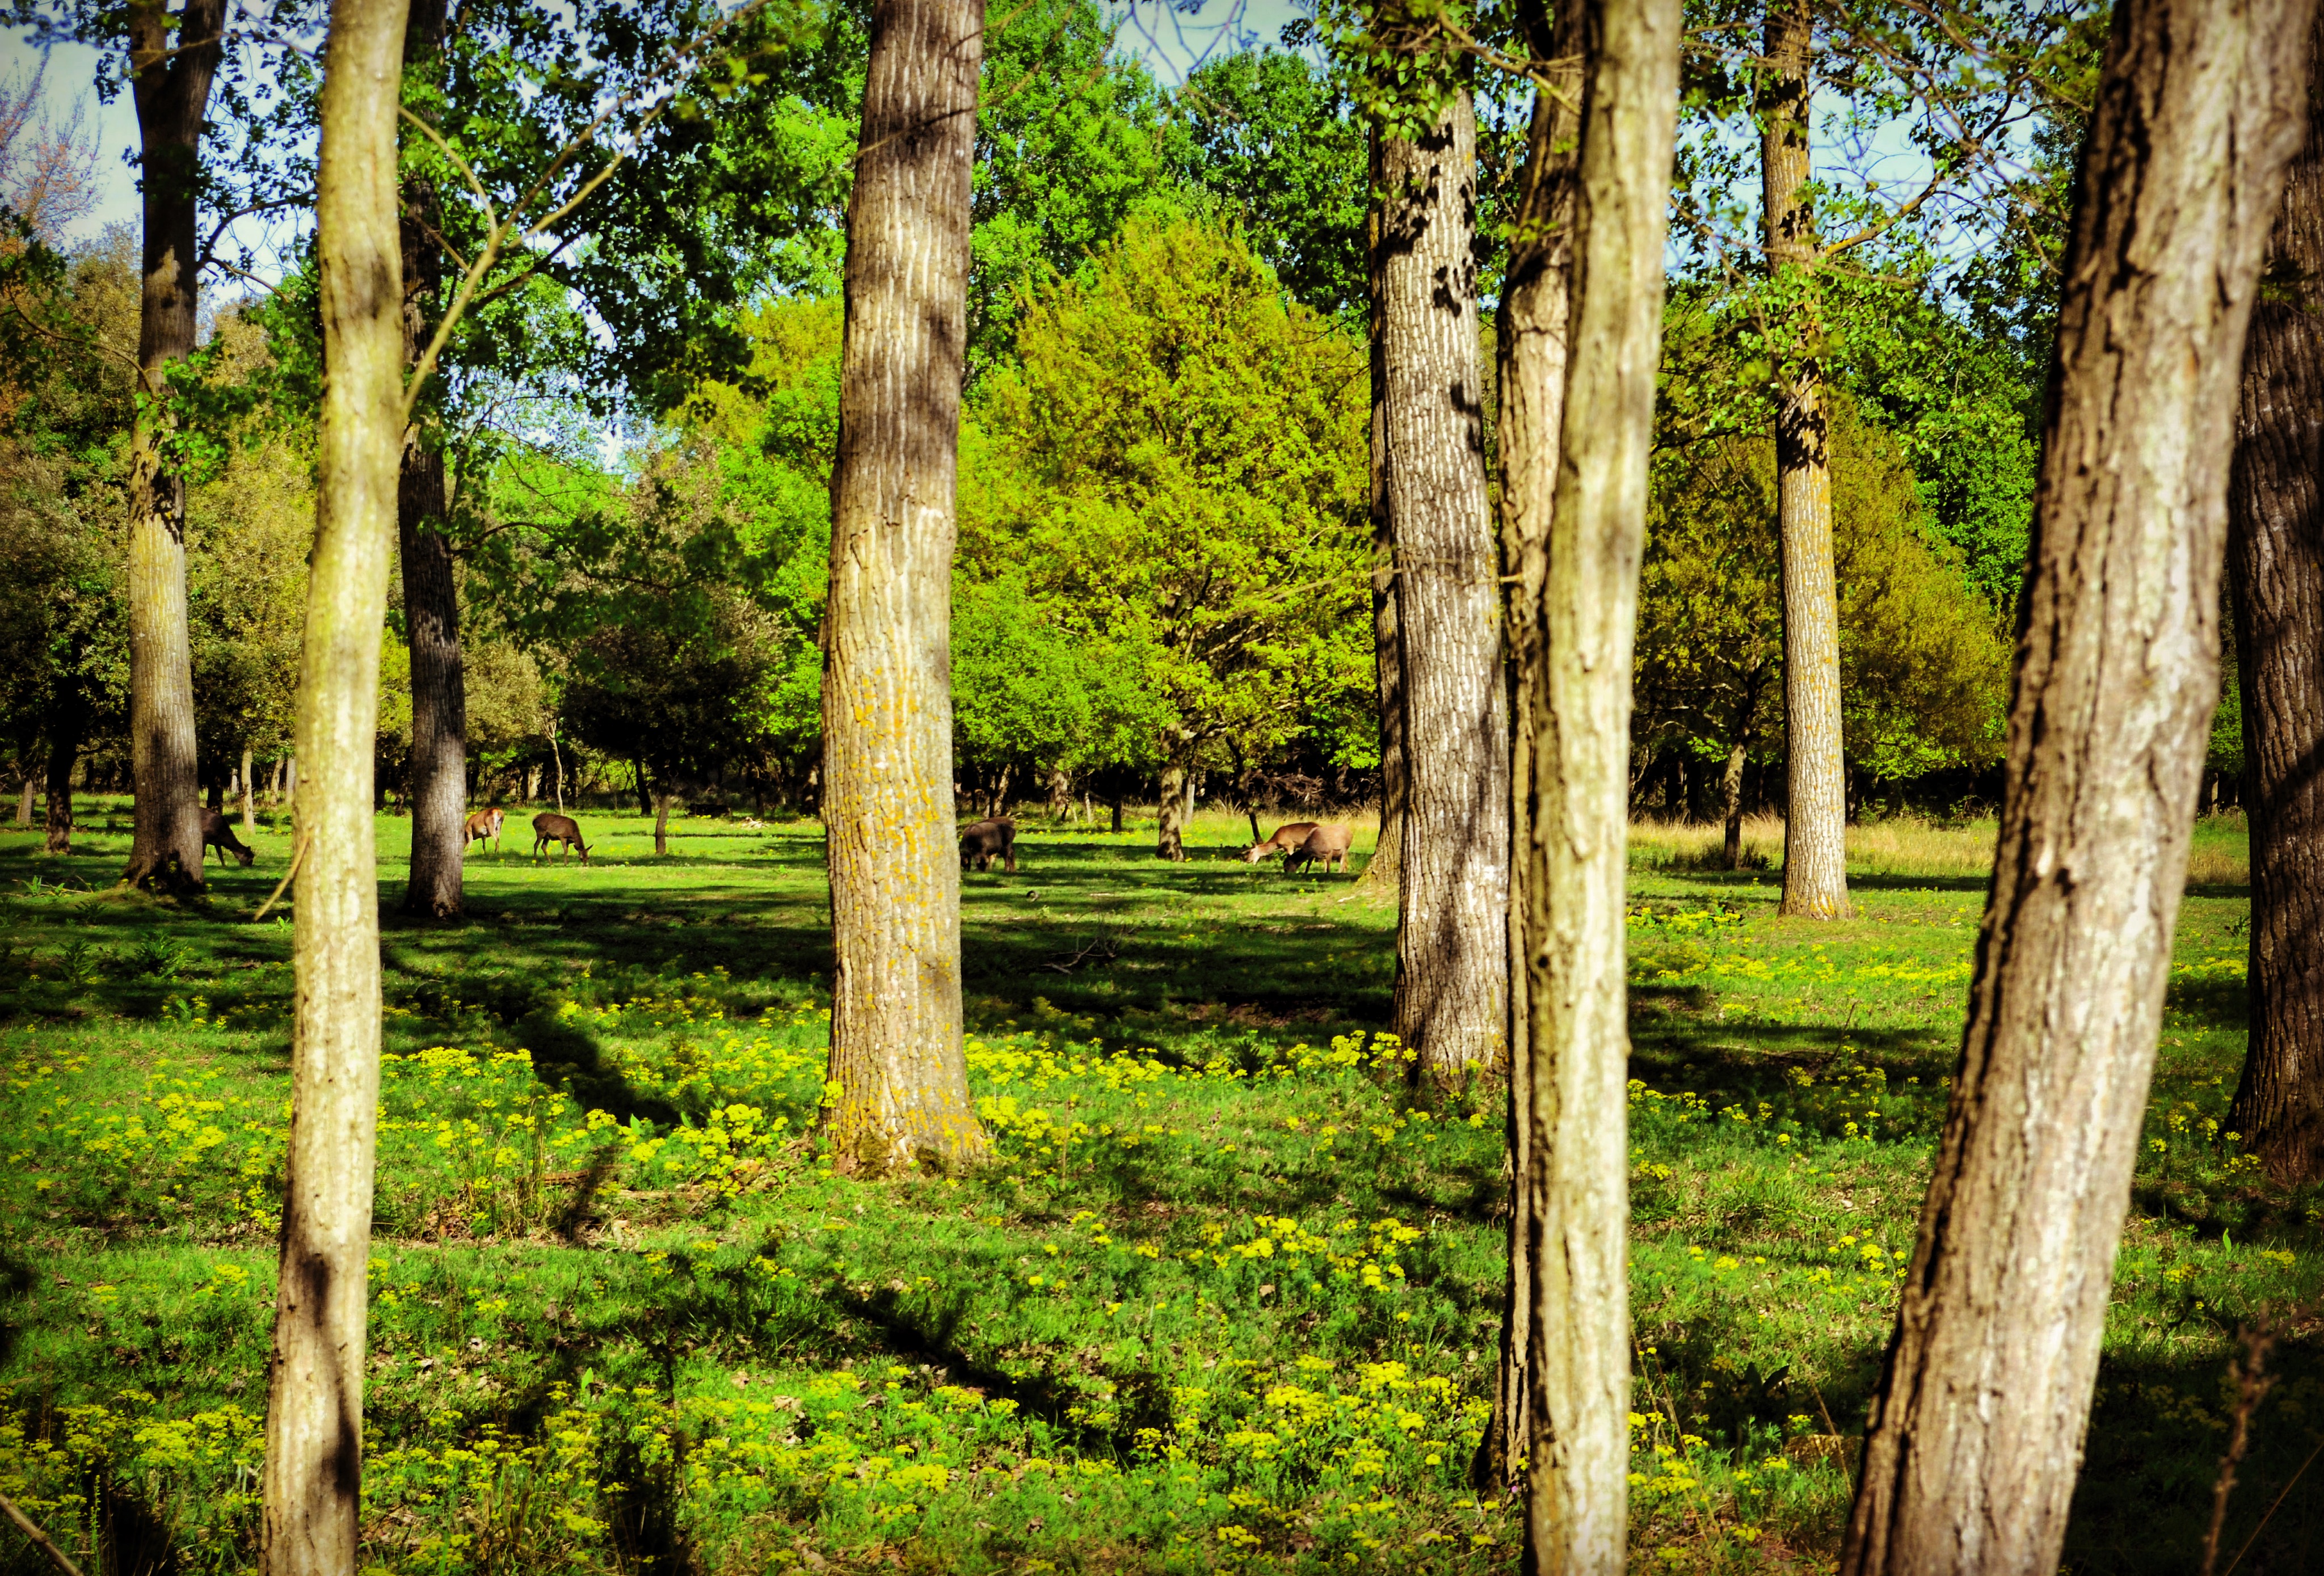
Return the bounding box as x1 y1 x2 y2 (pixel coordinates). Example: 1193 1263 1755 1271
464 807 506 855
201 806 254 867
960 816 1017 872
1284 824 1354 875
1241 822 1319 866
532 812 590 863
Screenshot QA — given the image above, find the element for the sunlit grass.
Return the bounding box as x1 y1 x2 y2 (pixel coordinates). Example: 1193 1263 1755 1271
0 799 2312 1574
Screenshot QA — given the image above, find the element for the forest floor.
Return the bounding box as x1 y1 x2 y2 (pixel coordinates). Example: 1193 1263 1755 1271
0 800 2317 1574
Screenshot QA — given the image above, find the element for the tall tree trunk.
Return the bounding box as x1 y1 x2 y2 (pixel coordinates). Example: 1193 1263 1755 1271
1156 761 1189 860
1357 130 1406 899
121 0 224 893
1110 793 1123 834
1381 92 1510 1080
260 0 408 1569
242 744 256 836
1840 3 2315 1569
821 0 987 1179
1512 3 1681 1566
1762 0 1851 921
43 680 86 856
397 0 466 918
14 772 32 827
2228 12 2324 1189
1476 0 1582 1494
652 788 672 855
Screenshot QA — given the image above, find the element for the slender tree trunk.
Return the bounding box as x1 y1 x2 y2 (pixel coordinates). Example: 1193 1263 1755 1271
821 0 987 1179
121 0 224 893
397 1 466 920
1762 0 1851 920
241 745 256 836
1841 3 2314 1569
1381 92 1510 1080
260 1 407 1570
43 681 85 857
1511 5 1680 1567
1477 0 1582 1494
652 789 671 856
1110 793 1123 834
284 753 298 815
1721 743 1748 867
14 773 32 827
2228 13 2324 1188
550 721 565 812
1156 761 1189 860
1357 131 1406 900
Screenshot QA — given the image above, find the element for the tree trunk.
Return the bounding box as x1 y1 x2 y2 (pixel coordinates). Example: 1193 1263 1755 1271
820 0 987 1179
1046 766 1070 820
652 789 672 856
1840 4 2314 1570
1110 793 1123 834
260 1 407 1570
121 0 225 894
549 721 565 812
1156 762 1189 860
1357 148 1406 903
397 0 464 921
242 745 256 836
1381 92 1510 1080
1762 0 1851 921
1510 5 1681 1567
43 680 86 856
15 773 32 827
1476 0 1583 1495
2228 13 2324 1189
1721 741 1749 868
284 753 298 815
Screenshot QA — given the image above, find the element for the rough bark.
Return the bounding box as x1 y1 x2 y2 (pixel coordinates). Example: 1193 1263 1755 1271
1382 92 1510 1079
2228 11 2324 1188
241 744 256 836
1156 761 1189 861
1761 0 1851 920
14 775 32 827
652 789 672 856
821 0 988 1179
43 682 85 856
260 0 408 1571
1478 0 1582 1495
397 64 466 920
1357 133 1406 899
121 0 225 892
1514 5 1681 1567
1841 3 2315 1569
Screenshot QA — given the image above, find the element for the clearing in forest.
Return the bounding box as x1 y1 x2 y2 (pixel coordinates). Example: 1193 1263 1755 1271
0 805 2315 1574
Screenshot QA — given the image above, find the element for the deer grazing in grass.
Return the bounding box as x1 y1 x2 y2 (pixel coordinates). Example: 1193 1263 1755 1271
1240 822 1318 866
1283 824 1354 875
464 807 505 856
960 816 1017 872
201 807 254 867
532 812 590 863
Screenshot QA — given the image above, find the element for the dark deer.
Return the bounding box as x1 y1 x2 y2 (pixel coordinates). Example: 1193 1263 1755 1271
960 816 1017 872
532 812 590 863
464 807 506 855
201 806 254 867
1240 822 1319 865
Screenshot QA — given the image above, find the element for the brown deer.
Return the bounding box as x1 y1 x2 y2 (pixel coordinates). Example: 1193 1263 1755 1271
464 807 506 855
960 816 1017 872
1240 821 1319 865
1283 824 1354 875
200 806 254 867
532 812 590 863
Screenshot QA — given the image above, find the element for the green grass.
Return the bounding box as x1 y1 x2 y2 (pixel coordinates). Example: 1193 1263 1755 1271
0 801 2317 1574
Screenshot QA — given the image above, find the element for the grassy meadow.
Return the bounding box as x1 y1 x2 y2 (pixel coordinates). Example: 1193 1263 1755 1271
1 799 2318 1574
